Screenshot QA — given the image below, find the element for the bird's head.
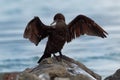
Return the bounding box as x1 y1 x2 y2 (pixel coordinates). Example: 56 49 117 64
51 13 65 25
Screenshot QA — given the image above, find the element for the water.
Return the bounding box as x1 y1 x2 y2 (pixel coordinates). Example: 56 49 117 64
0 0 120 79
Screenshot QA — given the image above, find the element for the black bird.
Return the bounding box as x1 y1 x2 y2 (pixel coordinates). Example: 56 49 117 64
23 13 108 63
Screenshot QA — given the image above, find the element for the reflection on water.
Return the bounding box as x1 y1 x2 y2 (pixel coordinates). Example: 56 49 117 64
0 0 120 78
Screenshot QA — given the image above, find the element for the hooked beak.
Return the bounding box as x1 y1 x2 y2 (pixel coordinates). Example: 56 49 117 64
50 21 56 26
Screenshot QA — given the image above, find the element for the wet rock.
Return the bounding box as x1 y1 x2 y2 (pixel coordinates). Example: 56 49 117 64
104 69 120 80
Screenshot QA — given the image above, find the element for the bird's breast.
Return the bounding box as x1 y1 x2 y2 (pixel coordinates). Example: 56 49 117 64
55 21 66 28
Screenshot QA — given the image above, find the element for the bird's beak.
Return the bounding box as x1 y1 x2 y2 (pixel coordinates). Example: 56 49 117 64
50 21 56 26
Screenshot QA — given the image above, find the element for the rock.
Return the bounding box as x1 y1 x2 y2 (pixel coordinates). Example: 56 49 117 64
24 55 101 80
104 69 120 80
38 73 50 80
18 72 41 80
2 72 19 80
54 77 70 80
0 55 101 80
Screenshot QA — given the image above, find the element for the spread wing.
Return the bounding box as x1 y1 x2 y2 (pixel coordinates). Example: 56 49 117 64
67 15 108 42
23 16 53 46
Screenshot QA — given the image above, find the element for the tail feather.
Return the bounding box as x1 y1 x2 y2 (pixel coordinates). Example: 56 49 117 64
38 53 51 63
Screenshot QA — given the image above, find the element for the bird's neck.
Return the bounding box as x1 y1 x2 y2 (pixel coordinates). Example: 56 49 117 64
56 20 66 24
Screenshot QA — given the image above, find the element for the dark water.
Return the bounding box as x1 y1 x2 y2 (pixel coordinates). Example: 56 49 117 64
0 0 120 78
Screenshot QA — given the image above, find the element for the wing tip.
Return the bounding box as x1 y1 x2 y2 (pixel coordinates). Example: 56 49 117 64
101 32 108 38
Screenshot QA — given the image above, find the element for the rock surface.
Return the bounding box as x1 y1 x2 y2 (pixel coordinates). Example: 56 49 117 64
1 55 101 80
104 69 120 80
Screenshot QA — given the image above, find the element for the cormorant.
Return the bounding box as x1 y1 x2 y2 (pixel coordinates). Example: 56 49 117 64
23 13 108 63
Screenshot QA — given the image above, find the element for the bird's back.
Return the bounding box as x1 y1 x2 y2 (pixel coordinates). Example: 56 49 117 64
44 21 67 54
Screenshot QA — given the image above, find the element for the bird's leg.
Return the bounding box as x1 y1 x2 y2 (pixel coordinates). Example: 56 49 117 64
53 54 57 58
53 54 59 61
38 53 51 63
53 52 63 61
59 51 63 61
59 51 63 58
